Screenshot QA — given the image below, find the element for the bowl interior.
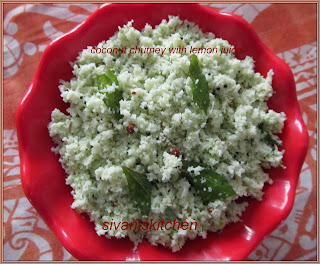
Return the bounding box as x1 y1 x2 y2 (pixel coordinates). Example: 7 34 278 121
16 3 308 261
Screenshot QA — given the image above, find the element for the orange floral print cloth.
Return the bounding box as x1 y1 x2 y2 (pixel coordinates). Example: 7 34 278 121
3 3 317 261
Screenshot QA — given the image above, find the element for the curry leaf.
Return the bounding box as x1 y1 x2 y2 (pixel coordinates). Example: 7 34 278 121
181 160 236 204
106 70 119 85
265 132 281 146
189 55 202 76
189 55 209 113
97 74 108 90
163 207 179 223
97 70 122 120
258 122 281 147
122 167 152 216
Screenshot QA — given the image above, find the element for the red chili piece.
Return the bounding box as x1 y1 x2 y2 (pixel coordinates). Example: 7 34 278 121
131 91 136 95
171 146 180 157
126 124 136 134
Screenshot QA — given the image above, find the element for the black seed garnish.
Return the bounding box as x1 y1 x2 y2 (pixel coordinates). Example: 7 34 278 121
113 58 116 62
208 73 211 76
146 131 151 136
187 25 190 28
144 105 148 110
216 86 220 90
181 37 183 40
224 84 228 88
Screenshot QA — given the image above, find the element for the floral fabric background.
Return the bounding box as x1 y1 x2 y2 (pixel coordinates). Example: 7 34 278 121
3 3 317 261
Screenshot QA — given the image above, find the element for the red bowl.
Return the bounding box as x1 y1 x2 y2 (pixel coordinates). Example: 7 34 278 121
16 3 308 261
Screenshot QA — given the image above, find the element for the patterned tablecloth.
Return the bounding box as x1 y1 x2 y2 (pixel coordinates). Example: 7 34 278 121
3 3 317 261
